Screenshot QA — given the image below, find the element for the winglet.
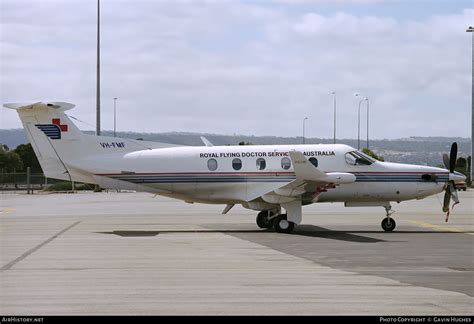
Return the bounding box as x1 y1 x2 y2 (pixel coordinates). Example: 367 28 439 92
200 136 214 147
289 151 326 181
289 151 356 184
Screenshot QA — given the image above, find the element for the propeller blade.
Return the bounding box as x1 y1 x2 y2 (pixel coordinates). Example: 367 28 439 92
444 181 460 222
442 188 451 213
449 142 457 173
449 181 459 204
442 153 450 170
443 144 460 222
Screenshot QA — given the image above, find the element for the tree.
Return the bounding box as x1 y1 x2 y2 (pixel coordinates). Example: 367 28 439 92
14 143 42 173
0 145 23 173
468 156 472 186
238 141 253 145
456 156 467 171
362 148 384 162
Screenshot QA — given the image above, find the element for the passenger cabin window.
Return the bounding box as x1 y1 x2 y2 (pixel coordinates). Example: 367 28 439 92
345 151 374 166
207 158 218 171
256 158 266 170
309 157 318 168
281 157 291 170
232 158 242 170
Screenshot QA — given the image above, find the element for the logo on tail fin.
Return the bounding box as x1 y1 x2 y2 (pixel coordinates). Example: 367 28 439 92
35 118 68 140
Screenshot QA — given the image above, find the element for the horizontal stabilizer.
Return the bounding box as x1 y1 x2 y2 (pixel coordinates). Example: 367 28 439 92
3 102 75 112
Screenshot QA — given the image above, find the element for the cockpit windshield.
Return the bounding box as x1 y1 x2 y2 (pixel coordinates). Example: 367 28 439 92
345 151 375 166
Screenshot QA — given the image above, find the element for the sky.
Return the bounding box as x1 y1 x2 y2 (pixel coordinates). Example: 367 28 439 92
0 0 473 140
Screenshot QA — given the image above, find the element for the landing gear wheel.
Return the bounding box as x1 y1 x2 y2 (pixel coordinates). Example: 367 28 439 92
256 211 274 229
381 217 396 232
273 214 295 234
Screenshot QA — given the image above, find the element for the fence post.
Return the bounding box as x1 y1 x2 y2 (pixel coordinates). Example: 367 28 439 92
26 167 31 194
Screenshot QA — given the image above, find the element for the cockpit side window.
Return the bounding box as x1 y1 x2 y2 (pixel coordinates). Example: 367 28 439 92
345 151 374 166
345 152 357 166
357 151 376 163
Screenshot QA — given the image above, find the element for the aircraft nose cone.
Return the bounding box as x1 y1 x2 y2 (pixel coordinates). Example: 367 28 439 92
449 171 466 183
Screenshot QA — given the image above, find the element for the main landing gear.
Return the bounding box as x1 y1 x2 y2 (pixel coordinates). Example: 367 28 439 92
256 210 274 229
273 214 294 234
381 205 396 232
256 211 296 234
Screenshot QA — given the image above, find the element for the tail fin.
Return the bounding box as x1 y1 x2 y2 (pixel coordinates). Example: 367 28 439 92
4 102 87 182
4 102 176 184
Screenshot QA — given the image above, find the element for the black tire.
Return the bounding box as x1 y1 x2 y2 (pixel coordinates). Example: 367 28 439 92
381 218 396 232
273 214 295 234
256 211 274 229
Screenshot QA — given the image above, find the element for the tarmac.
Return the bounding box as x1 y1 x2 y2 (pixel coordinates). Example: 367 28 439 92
0 190 473 315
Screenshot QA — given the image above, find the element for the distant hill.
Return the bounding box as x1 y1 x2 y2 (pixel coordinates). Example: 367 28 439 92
0 128 470 167
0 129 29 149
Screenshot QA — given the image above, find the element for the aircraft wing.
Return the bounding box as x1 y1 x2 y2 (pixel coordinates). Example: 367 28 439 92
246 151 355 201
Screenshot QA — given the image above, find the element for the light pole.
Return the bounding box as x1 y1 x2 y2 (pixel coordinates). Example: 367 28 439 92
303 117 308 144
366 97 370 149
113 97 118 137
331 91 336 144
467 26 474 185
96 0 101 136
355 93 368 150
93 0 102 193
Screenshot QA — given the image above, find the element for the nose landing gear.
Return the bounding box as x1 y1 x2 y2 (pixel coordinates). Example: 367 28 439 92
382 205 396 232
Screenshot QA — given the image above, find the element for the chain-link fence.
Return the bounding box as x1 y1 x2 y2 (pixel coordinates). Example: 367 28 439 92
0 172 64 193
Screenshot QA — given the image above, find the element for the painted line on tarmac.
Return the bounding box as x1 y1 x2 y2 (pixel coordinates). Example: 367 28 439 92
0 221 81 271
0 208 15 216
409 220 474 236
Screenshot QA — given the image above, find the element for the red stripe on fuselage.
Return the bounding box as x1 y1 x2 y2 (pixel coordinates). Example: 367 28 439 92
95 171 448 176
95 171 296 176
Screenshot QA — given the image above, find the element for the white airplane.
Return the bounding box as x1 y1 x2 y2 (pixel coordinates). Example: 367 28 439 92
4 102 467 233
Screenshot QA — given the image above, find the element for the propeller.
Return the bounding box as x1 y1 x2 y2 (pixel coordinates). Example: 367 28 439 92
442 142 457 173
442 142 460 221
